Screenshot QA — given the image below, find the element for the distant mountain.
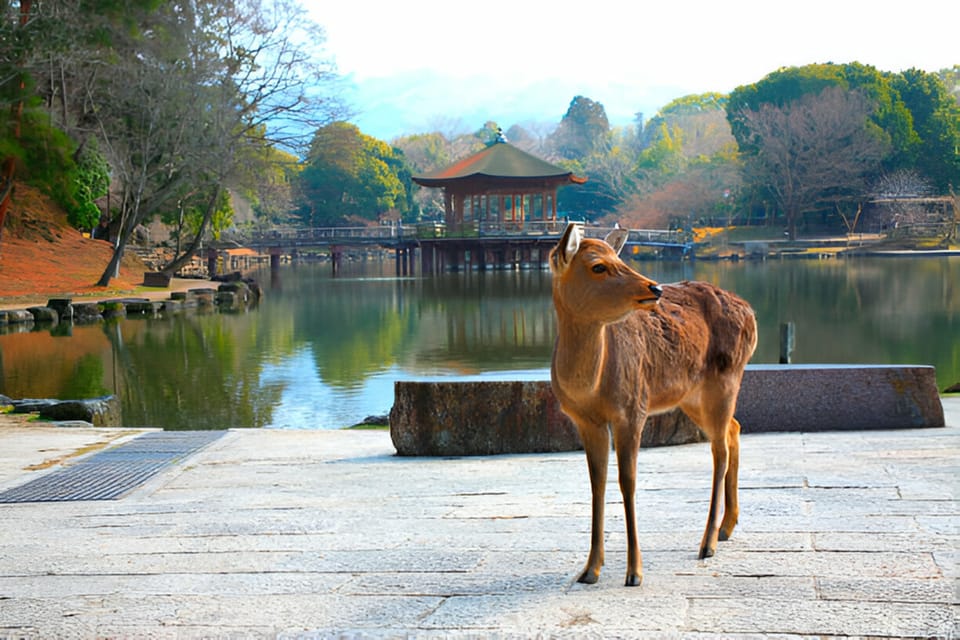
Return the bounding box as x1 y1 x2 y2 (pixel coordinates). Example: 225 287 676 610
341 69 687 141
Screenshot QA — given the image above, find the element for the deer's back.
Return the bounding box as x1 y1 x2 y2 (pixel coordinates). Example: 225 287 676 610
604 280 757 412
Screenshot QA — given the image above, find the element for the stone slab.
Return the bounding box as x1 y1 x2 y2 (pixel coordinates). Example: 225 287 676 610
391 364 944 456
142 271 172 287
0 410 957 638
738 364 944 431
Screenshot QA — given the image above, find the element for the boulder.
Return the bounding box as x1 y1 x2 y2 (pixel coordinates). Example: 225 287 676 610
737 365 944 432
390 381 705 456
36 396 122 427
26 307 57 324
99 301 127 319
121 299 161 315
143 271 171 287
4 309 34 324
73 303 103 323
390 365 945 456
390 381 579 456
46 299 74 322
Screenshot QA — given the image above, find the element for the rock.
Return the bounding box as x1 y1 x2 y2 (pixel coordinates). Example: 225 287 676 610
50 420 96 428
190 289 217 306
390 380 579 456
736 365 945 432
215 290 240 309
216 281 259 309
122 299 162 315
36 396 122 427
46 299 73 322
143 271 171 287
72 303 103 323
10 399 58 414
212 271 244 282
389 365 945 456
390 381 704 456
26 307 57 324
99 301 127 319
4 309 34 324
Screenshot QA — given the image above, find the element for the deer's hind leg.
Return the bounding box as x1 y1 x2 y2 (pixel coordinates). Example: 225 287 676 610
681 386 738 560
718 416 741 542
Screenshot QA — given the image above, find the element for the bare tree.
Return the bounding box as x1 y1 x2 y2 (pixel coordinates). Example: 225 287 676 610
732 86 889 240
88 0 342 285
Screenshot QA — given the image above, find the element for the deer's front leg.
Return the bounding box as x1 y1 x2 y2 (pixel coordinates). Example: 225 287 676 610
577 422 610 584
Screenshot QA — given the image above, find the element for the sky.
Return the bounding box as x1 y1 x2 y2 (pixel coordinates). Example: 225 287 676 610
303 0 958 141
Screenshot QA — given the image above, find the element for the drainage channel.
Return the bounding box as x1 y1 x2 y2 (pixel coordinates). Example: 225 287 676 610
0 430 226 503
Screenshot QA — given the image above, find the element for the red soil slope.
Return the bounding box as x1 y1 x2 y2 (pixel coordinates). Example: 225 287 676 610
0 184 148 305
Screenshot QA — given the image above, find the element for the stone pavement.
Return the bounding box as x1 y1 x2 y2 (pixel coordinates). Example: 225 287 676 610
0 400 957 639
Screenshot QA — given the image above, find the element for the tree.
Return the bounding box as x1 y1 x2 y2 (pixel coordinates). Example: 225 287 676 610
86 0 342 284
297 122 408 226
890 69 960 191
732 86 889 239
0 0 35 249
727 63 923 174
551 95 610 159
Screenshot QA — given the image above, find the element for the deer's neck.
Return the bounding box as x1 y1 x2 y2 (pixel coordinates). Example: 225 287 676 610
552 317 608 401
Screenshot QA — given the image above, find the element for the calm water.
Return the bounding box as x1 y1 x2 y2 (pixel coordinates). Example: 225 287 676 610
1 256 956 429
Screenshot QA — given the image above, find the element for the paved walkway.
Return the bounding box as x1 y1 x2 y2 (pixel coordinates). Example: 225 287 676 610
0 400 957 639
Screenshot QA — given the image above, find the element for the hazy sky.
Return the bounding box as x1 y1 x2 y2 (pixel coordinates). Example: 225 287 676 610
305 0 958 140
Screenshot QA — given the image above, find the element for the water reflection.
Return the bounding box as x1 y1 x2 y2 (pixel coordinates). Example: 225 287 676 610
0 256 956 429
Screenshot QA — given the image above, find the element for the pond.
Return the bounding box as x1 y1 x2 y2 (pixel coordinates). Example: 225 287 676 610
1 255 956 429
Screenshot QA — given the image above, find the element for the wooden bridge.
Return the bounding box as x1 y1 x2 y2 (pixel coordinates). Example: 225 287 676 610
218 222 692 275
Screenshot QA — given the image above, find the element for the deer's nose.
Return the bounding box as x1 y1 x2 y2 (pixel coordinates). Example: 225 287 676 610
649 284 663 298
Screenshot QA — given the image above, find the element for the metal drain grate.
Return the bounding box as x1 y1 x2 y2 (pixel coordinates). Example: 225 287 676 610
0 430 226 503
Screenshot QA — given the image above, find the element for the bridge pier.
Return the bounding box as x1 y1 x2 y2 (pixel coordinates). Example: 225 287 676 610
395 246 414 277
330 246 343 276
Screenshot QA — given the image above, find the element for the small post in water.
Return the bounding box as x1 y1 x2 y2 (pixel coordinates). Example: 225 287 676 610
779 322 795 364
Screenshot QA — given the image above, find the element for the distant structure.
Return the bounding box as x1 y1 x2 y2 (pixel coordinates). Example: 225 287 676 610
412 138 586 234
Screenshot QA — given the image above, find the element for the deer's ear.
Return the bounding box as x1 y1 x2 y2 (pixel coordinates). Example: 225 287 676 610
551 223 583 272
562 223 583 262
604 224 629 256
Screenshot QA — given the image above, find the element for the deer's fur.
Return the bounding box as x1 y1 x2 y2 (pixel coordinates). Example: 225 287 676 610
549 223 757 586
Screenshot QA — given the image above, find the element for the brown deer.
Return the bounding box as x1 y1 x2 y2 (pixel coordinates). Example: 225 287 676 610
549 223 757 586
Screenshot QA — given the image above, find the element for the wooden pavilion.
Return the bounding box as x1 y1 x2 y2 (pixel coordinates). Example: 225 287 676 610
412 138 586 233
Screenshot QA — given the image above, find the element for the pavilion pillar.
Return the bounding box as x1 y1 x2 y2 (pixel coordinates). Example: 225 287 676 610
444 191 453 230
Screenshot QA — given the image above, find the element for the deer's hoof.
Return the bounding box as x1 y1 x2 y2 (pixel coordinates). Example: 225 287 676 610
698 545 715 560
577 568 600 584
624 572 643 587
719 518 737 542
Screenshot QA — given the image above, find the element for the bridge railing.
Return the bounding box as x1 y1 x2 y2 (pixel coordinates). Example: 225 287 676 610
231 222 684 246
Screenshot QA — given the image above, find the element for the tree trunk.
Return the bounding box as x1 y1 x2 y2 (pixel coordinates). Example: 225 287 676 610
96 215 137 287
160 183 222 277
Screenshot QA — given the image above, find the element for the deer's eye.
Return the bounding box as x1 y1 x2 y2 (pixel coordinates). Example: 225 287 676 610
591 264 607 274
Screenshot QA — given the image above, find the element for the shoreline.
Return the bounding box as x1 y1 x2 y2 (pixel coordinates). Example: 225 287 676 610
0 276 221 312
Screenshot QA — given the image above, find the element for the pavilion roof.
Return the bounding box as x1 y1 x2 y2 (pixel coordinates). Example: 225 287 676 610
412 141 586 188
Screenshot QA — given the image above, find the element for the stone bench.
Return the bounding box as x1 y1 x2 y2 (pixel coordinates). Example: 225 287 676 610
389 365 945 456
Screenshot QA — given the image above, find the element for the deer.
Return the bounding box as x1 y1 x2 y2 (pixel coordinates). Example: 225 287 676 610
549 223 758 587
